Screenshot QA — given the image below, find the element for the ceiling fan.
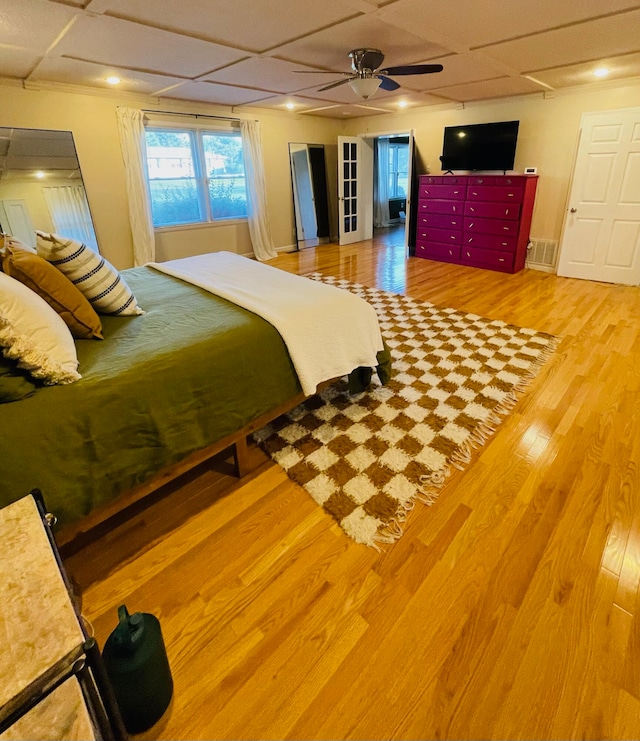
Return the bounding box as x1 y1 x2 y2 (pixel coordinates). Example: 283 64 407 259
295 48 443 99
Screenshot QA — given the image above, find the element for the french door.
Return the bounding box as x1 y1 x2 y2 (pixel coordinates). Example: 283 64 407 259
338 136 373 245
557 107 640 285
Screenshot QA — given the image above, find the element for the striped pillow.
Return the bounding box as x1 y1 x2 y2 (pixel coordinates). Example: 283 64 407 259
36 232 144 316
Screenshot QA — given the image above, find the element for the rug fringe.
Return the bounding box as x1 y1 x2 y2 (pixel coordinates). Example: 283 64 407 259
257 275 562 550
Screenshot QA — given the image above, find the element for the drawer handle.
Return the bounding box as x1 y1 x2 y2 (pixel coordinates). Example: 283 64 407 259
507 193 515 197
466 252 471 257
454 190 460 194
467 238 473 243
499 258 505 262
452 220 458 225
472 191 478 196
501 242 507 246
453 206 457 212
503 226 509 230
470 206 475 212
505 209 509 216
449 250 453 255
469 222 474 228
450 235 456 240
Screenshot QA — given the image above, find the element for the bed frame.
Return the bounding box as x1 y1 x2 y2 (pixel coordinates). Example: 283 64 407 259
54 382 326 548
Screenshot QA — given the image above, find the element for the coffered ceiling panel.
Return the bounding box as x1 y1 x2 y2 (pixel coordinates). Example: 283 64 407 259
0 0 78 53
273 15 452 70
0 48 41 79
0 0 637 118
86 0 363 52
30 57 186 96
407 53 509 92
52 14 245 78
202 58 327 94
160 81 276 106
479 10 640 73
435 76 545 103
377 0 640 50
530 52 640 89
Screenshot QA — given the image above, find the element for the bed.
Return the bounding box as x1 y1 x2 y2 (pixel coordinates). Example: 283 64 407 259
0 248 389 545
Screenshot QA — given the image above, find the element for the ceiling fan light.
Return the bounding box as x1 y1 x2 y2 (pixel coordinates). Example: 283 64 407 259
348 77 381 99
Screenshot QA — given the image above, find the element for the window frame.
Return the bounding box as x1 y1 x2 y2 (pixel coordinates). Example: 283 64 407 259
387 141 409 200
144 122 248 231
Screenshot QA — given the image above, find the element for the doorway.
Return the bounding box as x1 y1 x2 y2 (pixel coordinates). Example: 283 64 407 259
337 130 415 254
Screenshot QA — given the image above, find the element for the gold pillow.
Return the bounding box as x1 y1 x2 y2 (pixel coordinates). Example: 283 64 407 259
1 248 103 339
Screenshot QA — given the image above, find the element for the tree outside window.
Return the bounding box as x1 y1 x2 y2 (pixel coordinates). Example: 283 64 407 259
145 128 248 228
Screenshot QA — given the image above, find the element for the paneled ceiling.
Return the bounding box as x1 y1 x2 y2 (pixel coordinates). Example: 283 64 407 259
2 0 640 118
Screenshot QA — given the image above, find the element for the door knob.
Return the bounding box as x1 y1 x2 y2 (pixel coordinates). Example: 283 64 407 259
570 207 577 213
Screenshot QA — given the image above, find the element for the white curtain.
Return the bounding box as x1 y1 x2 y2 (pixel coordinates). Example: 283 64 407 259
42 185 99 251
374 137 391 228
240 119 277 261
116 107 156 265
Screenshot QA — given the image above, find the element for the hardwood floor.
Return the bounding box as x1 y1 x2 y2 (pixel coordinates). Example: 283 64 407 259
64 230 640 740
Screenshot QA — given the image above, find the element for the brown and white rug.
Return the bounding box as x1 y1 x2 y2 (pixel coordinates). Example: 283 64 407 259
253 275 559 549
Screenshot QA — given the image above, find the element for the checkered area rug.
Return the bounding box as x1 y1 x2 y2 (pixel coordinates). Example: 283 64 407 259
253 275 559 549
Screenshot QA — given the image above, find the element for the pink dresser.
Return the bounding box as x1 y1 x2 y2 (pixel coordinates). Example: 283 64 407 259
415 174 538 273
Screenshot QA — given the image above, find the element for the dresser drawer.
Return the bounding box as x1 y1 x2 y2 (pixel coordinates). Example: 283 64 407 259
416 241 462 262
460 246 514 271
417 226 462 244
462 232 516 251
420 175 466 186
419 184 466 200
501 176 530 187
418 199 464 216
464 216 519 236
417 212 463 230
466 185 524 203
463 201 520 220
467 175 495 186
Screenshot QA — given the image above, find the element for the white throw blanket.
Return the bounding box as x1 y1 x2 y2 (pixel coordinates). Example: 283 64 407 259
148 252 384 396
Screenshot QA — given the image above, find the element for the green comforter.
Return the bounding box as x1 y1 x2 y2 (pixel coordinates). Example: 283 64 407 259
0 267 302 527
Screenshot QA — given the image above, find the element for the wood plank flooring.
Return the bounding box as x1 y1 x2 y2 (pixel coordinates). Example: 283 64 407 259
64 229 640 740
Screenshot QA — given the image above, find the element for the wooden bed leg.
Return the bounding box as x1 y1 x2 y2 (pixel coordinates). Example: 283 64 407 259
233 436 251 478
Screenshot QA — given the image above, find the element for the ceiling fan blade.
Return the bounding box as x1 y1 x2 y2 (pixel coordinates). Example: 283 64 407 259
318 77 355 92
379 63 444 76
361 49 385 71
376 75 401 91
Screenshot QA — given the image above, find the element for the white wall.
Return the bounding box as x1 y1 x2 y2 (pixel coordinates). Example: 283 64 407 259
2 78 639 269
344 81 640 245
0 83 342 269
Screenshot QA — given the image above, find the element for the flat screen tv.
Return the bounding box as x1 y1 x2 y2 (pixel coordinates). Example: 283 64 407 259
439 120 519 172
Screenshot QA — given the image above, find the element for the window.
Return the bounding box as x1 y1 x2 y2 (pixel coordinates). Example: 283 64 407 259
387 142 409 199
144 127 248 228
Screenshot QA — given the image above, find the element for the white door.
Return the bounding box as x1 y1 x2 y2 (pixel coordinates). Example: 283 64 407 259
557 107 640 285
0 199 36 248
338 136 373 245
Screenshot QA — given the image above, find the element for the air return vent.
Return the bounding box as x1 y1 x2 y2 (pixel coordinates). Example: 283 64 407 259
527 238 559 272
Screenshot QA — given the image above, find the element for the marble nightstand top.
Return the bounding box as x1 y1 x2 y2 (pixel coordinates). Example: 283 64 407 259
0 495 85 710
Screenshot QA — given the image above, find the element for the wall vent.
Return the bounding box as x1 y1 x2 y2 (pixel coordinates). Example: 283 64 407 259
527 238 559 272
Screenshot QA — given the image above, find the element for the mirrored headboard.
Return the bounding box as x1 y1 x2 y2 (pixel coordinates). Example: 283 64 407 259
0 126 99 252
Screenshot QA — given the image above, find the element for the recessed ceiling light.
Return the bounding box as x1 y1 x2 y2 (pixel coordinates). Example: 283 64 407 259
106 76 121 85
593 67 609 78
397 100 408 108
285 102 295 110
34 171 45 179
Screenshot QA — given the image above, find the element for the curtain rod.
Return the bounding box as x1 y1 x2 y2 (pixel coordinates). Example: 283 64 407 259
141 109 257 123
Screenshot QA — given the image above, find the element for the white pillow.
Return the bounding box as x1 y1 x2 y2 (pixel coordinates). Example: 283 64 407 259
0 272 81 385
36 231 144 316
